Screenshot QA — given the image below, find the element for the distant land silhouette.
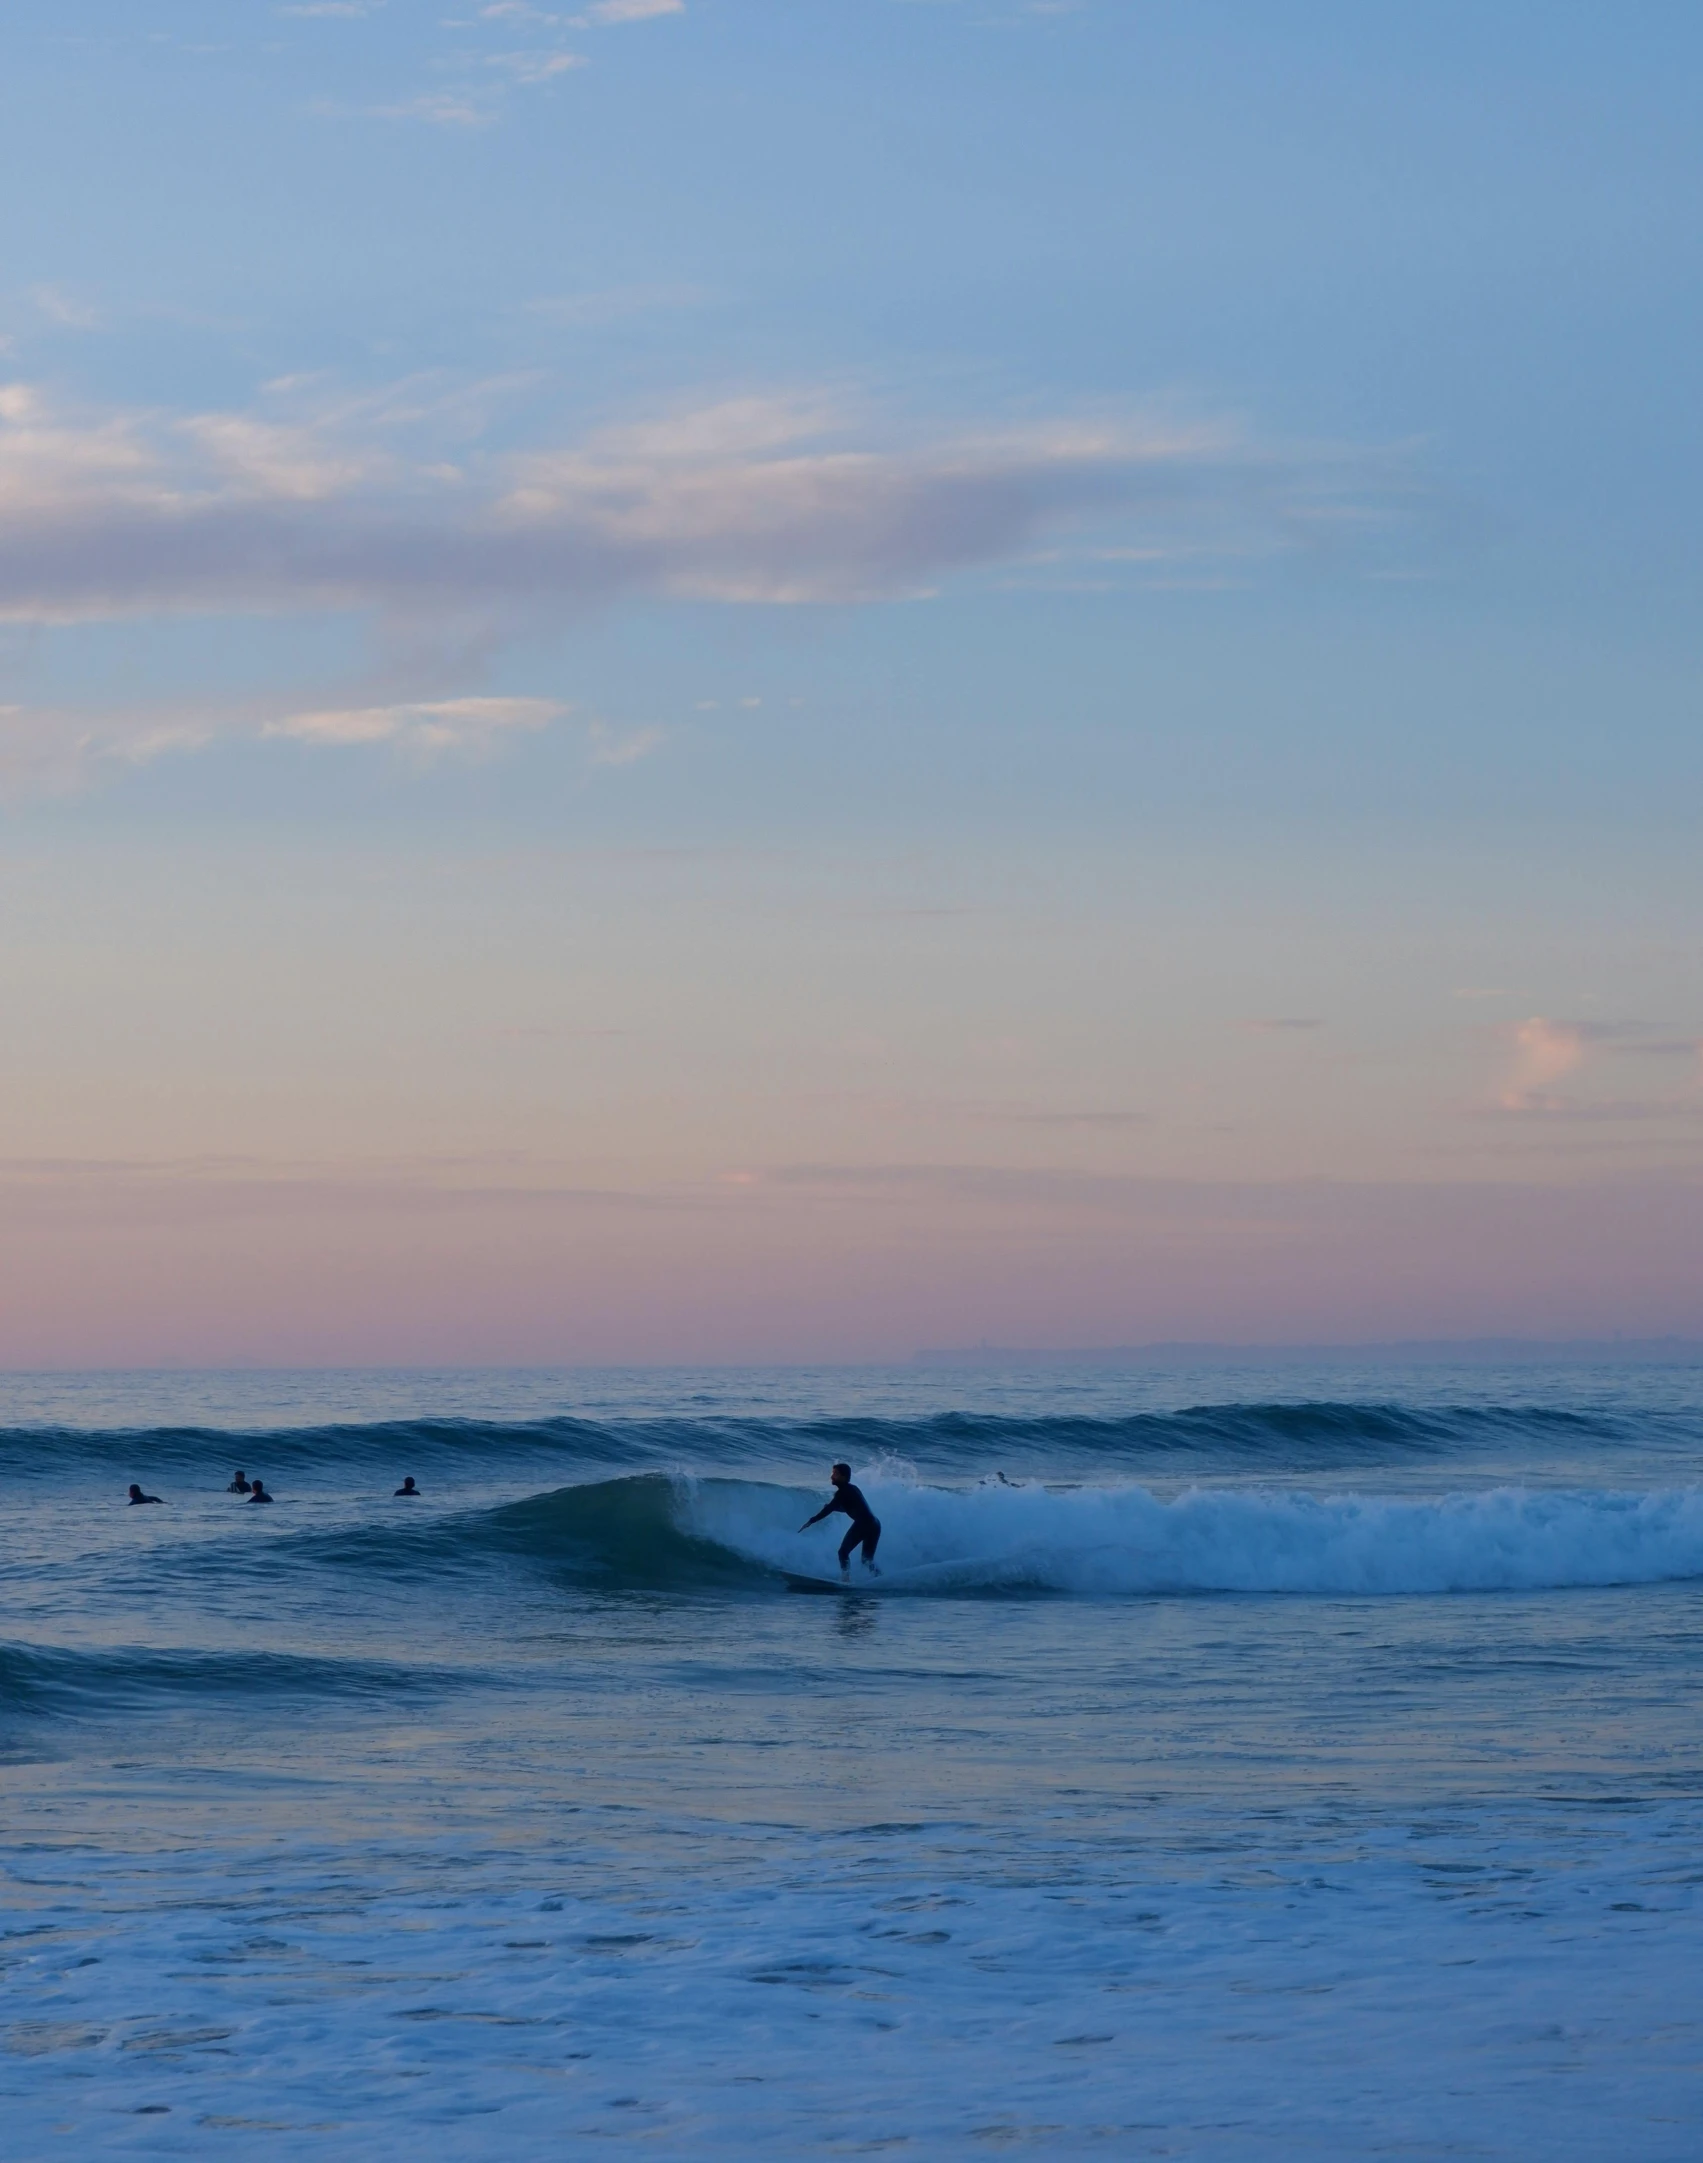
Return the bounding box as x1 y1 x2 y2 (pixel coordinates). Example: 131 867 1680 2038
915 1338 1703 1368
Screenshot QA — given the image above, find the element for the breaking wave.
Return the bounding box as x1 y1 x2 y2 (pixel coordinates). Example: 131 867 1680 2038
679 1474 1703 1595
443 1472 1703 1598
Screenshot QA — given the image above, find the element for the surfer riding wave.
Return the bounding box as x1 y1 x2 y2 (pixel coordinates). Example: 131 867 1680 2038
801 1463 882 1578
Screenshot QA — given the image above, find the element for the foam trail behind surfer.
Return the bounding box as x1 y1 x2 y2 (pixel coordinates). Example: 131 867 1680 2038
800 1461 882 1577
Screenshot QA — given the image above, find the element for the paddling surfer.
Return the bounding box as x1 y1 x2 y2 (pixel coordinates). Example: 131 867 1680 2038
800 1463 882 1578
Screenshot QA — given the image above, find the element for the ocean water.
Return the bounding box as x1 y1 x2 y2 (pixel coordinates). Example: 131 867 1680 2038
4 1359 1703 2158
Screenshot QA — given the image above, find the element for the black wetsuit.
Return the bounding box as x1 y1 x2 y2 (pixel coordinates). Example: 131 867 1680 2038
805 1483 881 1569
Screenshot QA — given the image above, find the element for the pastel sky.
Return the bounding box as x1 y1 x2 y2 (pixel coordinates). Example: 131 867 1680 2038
2 1 1701 1363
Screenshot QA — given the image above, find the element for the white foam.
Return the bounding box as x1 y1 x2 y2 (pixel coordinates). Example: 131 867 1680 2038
682 1474 1703 1594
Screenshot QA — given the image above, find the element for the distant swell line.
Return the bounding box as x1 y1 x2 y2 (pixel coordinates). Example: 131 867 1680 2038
0 1641 462 1716
0 1398 1632 1483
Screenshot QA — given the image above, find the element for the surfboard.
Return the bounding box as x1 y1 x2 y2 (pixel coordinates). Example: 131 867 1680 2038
783 1570 887 1595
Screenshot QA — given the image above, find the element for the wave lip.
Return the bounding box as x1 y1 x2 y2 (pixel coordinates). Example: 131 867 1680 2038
680 1475 1703 1597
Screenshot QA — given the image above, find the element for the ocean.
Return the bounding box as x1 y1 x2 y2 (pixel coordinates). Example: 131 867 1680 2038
4 1357 1702 2158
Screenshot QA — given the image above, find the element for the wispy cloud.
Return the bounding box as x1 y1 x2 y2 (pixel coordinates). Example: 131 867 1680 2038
955 1105 1149 1128
364 91 493 126
31 286 104 331
585 718 664 766
0 699 222 793
1622 1036 1703 1060
334 0 616 128
474 0 684 17
580 0 684 21
266 695 566 754
0 683 579 793
296 0 679 133
0 377 1396 627
1491 1017 1677 1113
1499 1017 1593 1110
485 48 586 82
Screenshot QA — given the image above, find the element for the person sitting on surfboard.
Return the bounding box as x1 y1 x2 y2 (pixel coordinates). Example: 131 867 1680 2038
800 1463 881 1579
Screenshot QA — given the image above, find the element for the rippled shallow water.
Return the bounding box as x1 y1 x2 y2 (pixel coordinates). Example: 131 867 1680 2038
4 1360 1703 2157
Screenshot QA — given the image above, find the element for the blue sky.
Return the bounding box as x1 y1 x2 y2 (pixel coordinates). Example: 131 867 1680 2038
1 3 1700 1361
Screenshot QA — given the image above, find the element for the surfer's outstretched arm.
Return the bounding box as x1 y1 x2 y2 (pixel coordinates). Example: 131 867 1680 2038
799 1502 834 1530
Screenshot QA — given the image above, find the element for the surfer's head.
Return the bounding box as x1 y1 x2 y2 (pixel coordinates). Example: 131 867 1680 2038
830 1462 851 1486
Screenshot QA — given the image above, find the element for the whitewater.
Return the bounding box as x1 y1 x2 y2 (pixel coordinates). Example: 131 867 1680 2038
4 1357 1703 2157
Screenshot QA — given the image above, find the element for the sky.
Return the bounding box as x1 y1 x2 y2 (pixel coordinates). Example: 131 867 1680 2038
1 0 1701 1364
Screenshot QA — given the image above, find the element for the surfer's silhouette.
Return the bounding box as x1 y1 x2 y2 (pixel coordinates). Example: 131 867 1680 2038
227 1470 250 1493
127 1483 163 1505
248 1479 274 1504
394 1477 419 1497
800 1463 881 1578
